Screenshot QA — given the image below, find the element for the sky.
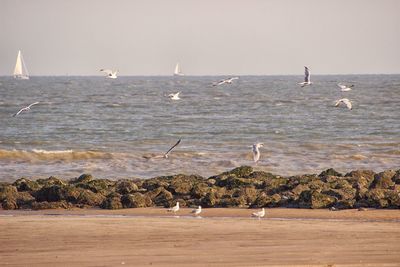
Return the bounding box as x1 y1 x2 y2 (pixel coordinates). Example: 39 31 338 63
1 0 400 76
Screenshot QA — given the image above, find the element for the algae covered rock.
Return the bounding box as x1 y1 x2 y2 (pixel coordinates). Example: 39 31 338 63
191 183 211 198
101 193 123 209
371 170 396 189
299 190 336 209
2 167 400 210
77 179 115 195
116 180 139 194
168 174 203 195
16 191 35 208
12 178 40 192
201 191 219 207
31 200 72 210
71 174 94 184
36 176 67 187
35 185 67 202
0 185 19 210
146 187 173 207
233 187 259 205
2 198 18 209
319 168 343 178
211 166 253 180
76 189 105 206
121 193 152 208
222 166 253 178
345 170 375 198
251 192 282 208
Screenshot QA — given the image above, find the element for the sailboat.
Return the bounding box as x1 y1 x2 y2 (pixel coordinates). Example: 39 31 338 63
13 50 30 80
173 63 184 76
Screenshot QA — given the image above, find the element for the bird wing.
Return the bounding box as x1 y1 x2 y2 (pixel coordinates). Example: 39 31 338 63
304 66 310 82
28 102 40 108
343 99 352 109
100 69 113 75
164 139 181 157
337 84 346 90
334 99 344 107
252 211 260 216
218 80 227 85
13 108 25 117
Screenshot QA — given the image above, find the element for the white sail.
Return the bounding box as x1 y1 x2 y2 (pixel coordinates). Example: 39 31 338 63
173 63 184 76
13 50 29 80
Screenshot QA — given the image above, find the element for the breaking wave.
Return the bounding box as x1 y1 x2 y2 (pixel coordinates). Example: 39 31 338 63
0 149 114 161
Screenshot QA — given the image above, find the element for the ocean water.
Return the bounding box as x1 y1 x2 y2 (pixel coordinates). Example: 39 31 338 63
0 75 399 181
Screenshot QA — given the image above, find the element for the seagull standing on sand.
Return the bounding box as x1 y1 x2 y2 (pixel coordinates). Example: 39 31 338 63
335 98 353 110
298 66 312 87
100 69 118 79
252 143 264 163
13 102 40 117
191 206 202 216
252 208 265 220
213 77 239 86
168 92 181 100
337 83 354 92
168 202 180 214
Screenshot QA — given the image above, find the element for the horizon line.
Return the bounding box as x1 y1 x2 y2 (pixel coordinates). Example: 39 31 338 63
2 73 400 77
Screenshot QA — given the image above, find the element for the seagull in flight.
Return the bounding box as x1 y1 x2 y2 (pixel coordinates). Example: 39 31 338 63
337 83 354 92
335 98 353 110
191 206 202 216
252 208 265 220
252 143 264 163
100 69 118 79
213 77 239 86
168 92 181 100
167 202 180 214
13 102 40 117
142 139 181 159
298 66 312 87
164 139 181 158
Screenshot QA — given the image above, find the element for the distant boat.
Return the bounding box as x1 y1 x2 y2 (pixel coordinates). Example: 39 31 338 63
173 63 184 76
13 50 30 80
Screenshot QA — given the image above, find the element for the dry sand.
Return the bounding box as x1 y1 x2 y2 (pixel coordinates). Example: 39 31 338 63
1 208 399 266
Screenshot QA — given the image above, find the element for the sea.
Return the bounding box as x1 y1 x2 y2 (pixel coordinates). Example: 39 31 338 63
0 75 399 181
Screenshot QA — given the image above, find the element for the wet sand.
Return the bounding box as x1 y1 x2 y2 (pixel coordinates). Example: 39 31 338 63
1 208 400 266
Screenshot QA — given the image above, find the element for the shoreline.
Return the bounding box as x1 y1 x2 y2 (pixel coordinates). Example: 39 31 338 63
1 208 399 266
1 207 400 222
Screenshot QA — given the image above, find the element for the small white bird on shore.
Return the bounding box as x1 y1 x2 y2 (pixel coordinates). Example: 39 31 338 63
168 92 181 100
335 98 353 110
13 102 40 117
252 208 265 219
167 202 180 214
252 143 264 163
100 69 118 79
213 77 239 86
337 83 354 92
191 206 202 216
298 66 312 87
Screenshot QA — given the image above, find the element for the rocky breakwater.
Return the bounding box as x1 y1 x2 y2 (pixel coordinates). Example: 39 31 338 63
1 166 400 210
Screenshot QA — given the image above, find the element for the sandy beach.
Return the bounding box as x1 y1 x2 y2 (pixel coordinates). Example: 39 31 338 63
1 208 399 266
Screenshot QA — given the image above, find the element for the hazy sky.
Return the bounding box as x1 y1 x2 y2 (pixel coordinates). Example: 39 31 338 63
1 0 399 75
